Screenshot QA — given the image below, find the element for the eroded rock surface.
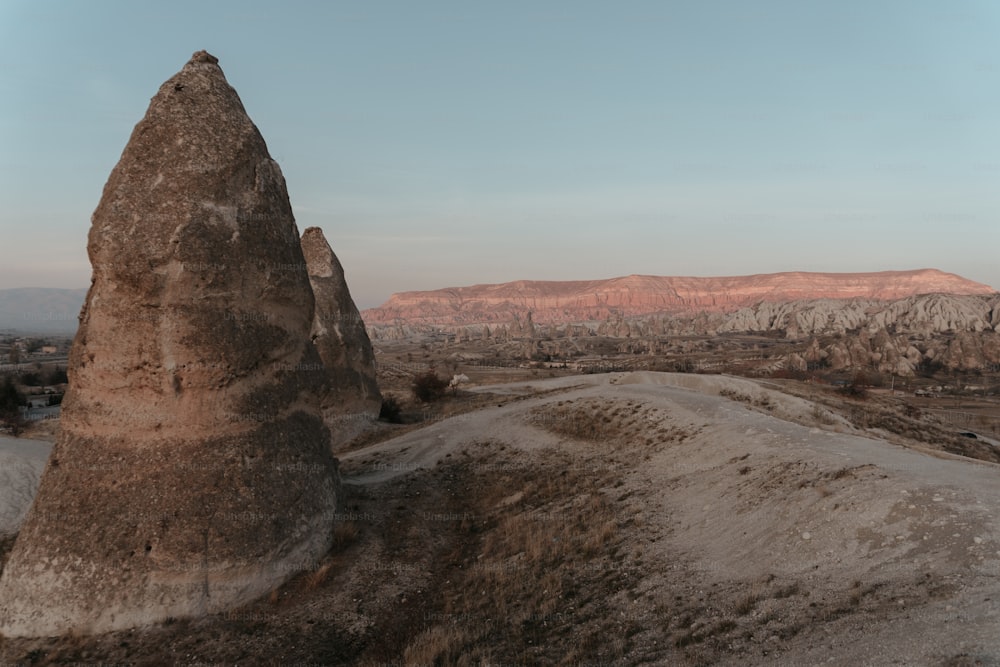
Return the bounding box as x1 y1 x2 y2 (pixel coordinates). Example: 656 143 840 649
0 51 339 637
301 227 381 444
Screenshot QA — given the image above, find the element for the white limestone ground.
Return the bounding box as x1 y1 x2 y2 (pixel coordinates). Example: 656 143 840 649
0 437 51 539
340 371 1000 665
5 372 999 662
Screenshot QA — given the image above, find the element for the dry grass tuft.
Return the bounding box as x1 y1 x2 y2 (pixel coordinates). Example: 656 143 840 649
529 397 682 451
401 625 468 665
719 388 774 411
396 448 634 664
305 561 333 590
811 404 837 425
733 583 766 615
330 520 360 549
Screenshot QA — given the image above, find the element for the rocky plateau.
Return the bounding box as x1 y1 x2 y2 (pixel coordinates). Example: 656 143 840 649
364 268 996 326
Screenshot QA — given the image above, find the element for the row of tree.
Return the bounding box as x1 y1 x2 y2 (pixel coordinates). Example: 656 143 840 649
0 376 27 433
16 367 68 387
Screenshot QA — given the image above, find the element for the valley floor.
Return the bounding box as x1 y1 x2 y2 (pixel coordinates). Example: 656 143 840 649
2 372 999 665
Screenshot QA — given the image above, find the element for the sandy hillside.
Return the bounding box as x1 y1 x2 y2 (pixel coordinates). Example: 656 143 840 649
2 371 999 665
342 372 1000 665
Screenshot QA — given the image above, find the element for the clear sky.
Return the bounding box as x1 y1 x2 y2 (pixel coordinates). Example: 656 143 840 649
2 0 998 308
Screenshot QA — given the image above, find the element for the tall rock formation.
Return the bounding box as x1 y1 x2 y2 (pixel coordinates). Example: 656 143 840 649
0 51 340 637
301 227 381 444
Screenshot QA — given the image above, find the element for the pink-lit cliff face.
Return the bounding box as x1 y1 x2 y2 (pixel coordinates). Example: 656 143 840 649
363 269 997 326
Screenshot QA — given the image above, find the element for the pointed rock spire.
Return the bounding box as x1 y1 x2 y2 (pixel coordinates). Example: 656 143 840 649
301 227 382 444
0 51 340 637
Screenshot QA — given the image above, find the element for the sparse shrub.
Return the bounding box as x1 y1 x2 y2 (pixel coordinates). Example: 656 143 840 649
771 368 809 381
330 520 359 549
720 388 743 402
720 388 757 405
774 582 800 598
867 372 886 388
838 373 869 399
917 357 943 378
402 625 467 665
733 585 765 615
411 370 449 403
46 367 68 385
811 405 836 425
378 394 403 423
306 561 334 590
0 376 24 414
0 376 26 434
673 358 695 373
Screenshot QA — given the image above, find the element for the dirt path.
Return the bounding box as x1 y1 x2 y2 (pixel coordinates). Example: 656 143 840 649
341 383 579 485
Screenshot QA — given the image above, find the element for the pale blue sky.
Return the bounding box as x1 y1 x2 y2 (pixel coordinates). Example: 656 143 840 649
2 0 998 308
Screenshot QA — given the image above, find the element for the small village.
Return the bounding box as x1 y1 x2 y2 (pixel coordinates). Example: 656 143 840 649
0 334 71 433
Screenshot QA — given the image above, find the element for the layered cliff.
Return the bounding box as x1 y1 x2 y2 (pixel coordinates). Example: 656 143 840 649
364 269 996 326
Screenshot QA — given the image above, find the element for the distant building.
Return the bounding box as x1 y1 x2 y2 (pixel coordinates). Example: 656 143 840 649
40 346 57 354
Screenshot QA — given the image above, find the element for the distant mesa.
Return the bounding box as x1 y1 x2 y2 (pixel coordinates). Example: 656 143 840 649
301 226 382 444
362 269 997 327
0 51 344 637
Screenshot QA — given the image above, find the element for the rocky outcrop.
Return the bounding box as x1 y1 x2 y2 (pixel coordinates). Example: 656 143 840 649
716 294 1000 339
0 51 340 637
658 294 1000 374
363 269 996 326
374 291 1000 376
301 227 381 444
935 331 1000 371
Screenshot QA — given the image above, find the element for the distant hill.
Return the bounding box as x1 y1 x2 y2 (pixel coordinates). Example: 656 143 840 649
5 269 998 335
0 288 87 335
362 269 998 326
